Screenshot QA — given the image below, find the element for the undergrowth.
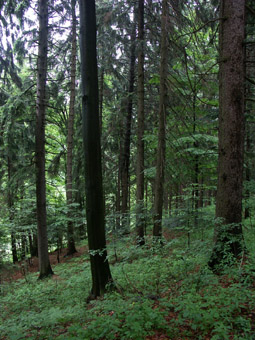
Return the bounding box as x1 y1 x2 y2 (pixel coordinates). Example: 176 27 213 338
1 230 255 339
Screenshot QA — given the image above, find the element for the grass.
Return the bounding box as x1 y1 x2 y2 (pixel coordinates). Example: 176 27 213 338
1 228 255 339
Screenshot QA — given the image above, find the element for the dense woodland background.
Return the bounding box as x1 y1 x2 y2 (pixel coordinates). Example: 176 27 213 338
1 0 255 339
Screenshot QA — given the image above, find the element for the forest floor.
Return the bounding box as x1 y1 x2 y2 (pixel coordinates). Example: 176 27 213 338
1 245 88 282
1 230 255 340
1 230 181 282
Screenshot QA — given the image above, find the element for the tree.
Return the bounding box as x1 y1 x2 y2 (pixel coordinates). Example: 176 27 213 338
136 0 145 245
120 14 136 232
79 0 113 299
66 0 77 256
35 0 53 279
153 0 168 238
7 156 18 263
208 0 246 270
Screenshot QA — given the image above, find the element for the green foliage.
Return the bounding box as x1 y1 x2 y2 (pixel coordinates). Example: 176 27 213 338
1 231 255 339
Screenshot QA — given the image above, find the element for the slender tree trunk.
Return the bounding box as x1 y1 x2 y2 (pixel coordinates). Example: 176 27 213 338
21 232 26 260
192 95 199 227
208 0 245 270
120 18 136 232
79 0 113 299
153 0 168 237
66 0 77 256
35 0 53 279
136 0 145 246
199 175 204 209
32 233 38 257
7 157 18 263
116 150 121 229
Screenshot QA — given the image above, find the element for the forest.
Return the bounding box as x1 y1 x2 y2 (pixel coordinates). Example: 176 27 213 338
1 0 255 339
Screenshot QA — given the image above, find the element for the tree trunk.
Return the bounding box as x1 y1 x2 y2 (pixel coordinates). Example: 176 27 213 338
99 65 104 136
120 18 136 232
136 0 145 246
116 150 121 229
153 0 168 237
7 157 18 263
32 233 38 257
79 0 113 299
208 0 245 270
35 0 53 279
244 126 251 219
66 0 77 256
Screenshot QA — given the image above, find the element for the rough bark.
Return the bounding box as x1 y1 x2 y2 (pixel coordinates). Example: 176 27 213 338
79 0 113 299
153 0 168 237
244 126 251 219
35 0 53 279
136 0 145 245
66 0 77 256
208 0 245 270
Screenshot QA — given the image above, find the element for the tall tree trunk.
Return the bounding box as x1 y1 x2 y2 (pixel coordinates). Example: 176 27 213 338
208 0 245 270
35 0 53 279
66 0 77 256
7 156 18 263
116 150 121 229
136 0 145 246
244 14 254 220
120 19 136 232
79 0 113 299
153 0 168 237
192 94 199 227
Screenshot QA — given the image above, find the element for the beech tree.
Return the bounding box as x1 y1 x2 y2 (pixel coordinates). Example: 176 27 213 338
35 0 53 279
208 0 246 270
79 0 113 298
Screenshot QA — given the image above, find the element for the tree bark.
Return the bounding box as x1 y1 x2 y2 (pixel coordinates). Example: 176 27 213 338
7 156 18 263
136 0 145 246
153 0 168 238
208 0 245 270
79 0 113 299
35 0 53 279
66 0 77 256
120 18 136 232
99 65 104 136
